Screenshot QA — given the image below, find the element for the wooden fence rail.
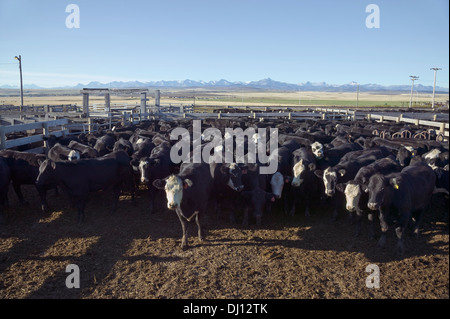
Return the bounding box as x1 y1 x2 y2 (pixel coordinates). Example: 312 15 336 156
0 119 69 153
0 106 448 153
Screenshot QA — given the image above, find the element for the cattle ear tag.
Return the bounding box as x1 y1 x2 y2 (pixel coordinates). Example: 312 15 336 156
394 184 399 190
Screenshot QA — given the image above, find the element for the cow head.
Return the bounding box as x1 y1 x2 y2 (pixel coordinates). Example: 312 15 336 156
311 142 324 160
315 167 338 197
153 175 193 210
222 163 245 192
337 181 361 212
137 157 161 184
366 174 392 211
68 150 80 161
270 171 285 199
291 159 316 187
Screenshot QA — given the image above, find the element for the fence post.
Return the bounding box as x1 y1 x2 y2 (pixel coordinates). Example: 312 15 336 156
42 122 49 153
83 93 90 117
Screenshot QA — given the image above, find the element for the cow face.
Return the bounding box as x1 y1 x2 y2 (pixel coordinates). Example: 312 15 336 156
137 158 162 184
36 159 57 187
270 171 284 199
153 175 193 210
322 167 337 197
68 150 80 161
343 182 361 212
291 160 316 187
367 174 389 211
311 142 324 160
226 163 245 192
396 146 415 167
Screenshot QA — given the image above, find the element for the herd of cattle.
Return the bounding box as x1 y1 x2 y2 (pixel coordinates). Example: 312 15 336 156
0 117 448 255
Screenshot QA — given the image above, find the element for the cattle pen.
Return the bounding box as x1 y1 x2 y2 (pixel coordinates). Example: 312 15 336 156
0 95 449 300
0 103 448 153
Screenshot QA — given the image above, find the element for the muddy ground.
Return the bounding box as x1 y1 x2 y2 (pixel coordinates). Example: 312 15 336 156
0 183 448 299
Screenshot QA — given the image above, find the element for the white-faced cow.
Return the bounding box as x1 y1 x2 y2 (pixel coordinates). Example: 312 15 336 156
153 162 214 249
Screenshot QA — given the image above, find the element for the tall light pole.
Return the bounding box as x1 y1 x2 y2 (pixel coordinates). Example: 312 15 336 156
14 55 23 111
430 67 441 110
409 75 419 109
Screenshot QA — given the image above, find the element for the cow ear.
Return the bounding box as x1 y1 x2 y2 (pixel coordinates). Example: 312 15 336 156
183 178 193 189
308 163 316 171
390 177 399 189
130 159 139 167
338 169 346 177
336 183 345 193
314 170 323 179
152 179 166 190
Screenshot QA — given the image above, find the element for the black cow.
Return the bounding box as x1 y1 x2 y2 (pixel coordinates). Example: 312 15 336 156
47 143 80 162
336 155 401 238
314 147 386 220
132 142 173 213
93 134 116 156
290 147 320 217
68 140 99 158
35 151 135 223
153 162 213 249
239 163 275 226
209 162 246 222
366 162 436 256
396 146 416 167
0 150 54 213
113 138 134 157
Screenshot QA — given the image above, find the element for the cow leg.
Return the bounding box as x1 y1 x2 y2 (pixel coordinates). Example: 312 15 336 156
176 208 188 249
367 212 375 240
242 206 249 226
395 210 410 257
353 208 363 237
12 182 27 206
377 207 389 248
412 210 424 238
194 211 203 242
36 186 50 213
111 185 121 214
304 196 311 218
76 200 86 223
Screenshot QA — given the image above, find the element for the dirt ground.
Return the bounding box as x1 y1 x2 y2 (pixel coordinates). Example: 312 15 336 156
0 182 448 299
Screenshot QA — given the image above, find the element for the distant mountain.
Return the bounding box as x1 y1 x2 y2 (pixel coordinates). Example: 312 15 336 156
1 78 448 93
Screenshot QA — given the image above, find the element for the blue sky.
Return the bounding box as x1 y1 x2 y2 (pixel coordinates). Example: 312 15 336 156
0 0 448 88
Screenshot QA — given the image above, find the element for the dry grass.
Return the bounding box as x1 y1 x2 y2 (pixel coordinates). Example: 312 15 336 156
1 89 448 108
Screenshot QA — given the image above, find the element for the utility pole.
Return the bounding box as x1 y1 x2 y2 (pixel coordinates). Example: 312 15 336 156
14 55 23 111
409 75 419 109
430 67 441 110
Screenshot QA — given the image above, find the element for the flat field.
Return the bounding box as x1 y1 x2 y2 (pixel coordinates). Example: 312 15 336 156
1 88 448 108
